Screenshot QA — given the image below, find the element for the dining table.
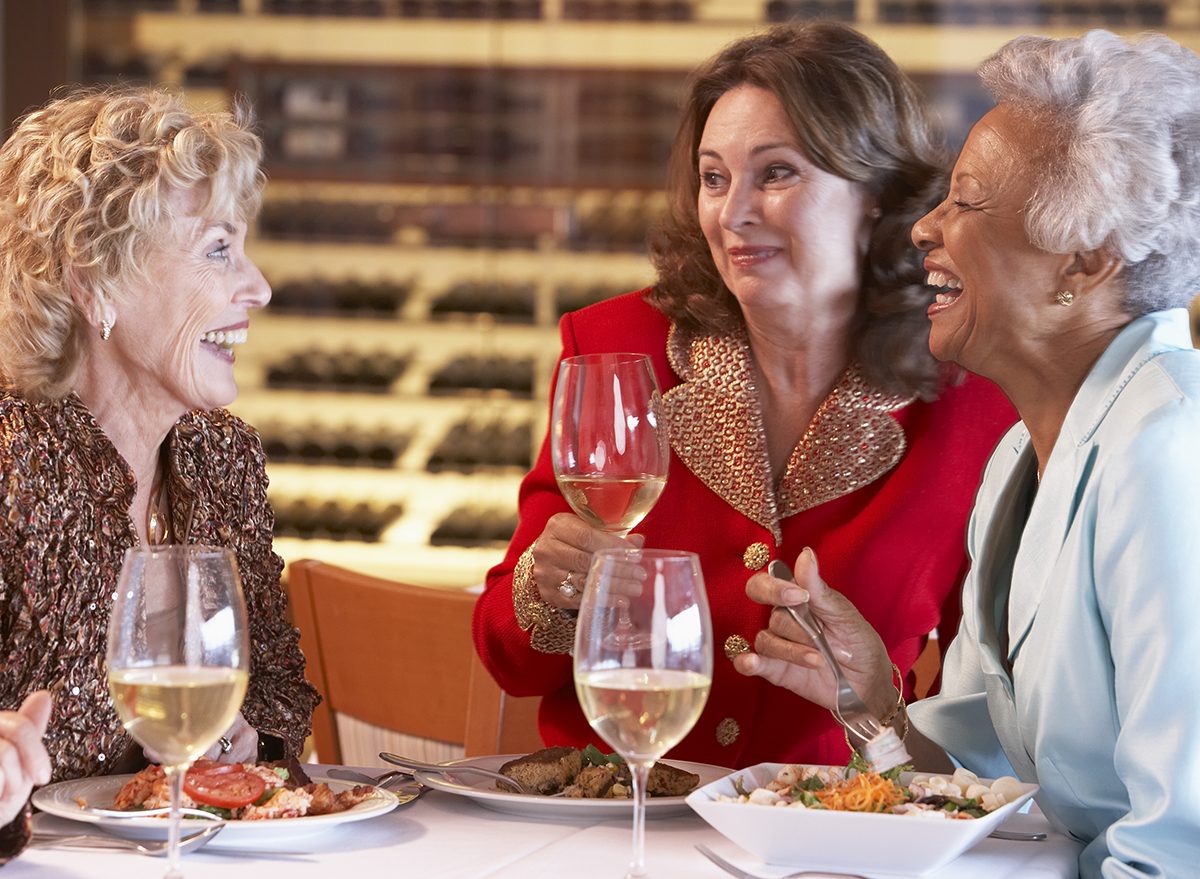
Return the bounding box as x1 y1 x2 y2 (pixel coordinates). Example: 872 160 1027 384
12 764 1083 878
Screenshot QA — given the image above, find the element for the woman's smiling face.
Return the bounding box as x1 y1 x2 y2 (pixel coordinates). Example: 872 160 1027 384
911 103 1069 374
696 85 876 322
102 184 271 416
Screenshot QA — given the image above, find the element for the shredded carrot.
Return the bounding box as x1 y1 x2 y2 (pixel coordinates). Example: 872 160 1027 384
812 771 908 813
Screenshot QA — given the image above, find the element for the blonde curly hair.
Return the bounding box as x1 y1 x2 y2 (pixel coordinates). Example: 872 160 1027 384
0 86 265 400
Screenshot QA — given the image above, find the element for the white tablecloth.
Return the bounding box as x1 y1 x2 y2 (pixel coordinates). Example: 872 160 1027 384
11 766 1082 878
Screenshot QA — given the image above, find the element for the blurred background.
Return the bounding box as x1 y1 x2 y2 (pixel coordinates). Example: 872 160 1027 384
3 0 1198 590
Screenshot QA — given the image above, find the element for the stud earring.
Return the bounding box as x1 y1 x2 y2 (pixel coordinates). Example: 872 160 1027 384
1054 290 1075 307
100 320 113 341
868 206 882 219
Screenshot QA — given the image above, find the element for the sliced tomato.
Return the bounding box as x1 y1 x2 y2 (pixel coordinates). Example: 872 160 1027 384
189 759 239 776
184 764 266 809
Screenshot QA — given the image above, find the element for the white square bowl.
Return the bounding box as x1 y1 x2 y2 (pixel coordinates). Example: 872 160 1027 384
686 762 1038 875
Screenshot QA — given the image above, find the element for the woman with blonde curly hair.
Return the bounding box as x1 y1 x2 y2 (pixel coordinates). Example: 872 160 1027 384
475 22 1015 768
0 86 318 846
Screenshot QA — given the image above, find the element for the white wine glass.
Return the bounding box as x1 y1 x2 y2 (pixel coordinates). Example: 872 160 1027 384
574 548 712 879
106 545 249 879
551 353 669 538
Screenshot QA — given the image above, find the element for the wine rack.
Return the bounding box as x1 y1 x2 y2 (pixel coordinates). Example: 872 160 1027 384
426 418 533 472
273 498 404 541
260 421 411 467
231 62 683 189
430 505 521 546
429 284 537 323
70 0 1200 587
264 348 412 393
873 0 1168 26
267 278 413 317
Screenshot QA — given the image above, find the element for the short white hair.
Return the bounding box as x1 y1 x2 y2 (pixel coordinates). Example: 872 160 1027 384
980 30 1200 315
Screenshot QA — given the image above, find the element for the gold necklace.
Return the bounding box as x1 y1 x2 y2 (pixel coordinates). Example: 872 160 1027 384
146 470 171 545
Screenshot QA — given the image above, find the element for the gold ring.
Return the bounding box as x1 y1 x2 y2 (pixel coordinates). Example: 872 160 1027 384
557 574 578 599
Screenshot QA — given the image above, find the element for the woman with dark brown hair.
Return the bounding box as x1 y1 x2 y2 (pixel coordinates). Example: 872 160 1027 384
474 22 1015 768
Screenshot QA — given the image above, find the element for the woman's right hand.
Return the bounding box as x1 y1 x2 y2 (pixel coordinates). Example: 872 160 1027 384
530 513 644 610
0 691 53 825
733 548 897 719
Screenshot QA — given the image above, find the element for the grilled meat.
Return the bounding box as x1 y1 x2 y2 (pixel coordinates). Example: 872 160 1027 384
499 746 583 795
647 762 700 797
563 764 618 799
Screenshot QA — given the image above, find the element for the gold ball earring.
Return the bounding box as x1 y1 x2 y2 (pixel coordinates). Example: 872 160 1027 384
1054 290 1075 307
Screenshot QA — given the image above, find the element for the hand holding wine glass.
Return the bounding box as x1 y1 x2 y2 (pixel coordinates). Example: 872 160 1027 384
106 545 249 879
574 549 712 879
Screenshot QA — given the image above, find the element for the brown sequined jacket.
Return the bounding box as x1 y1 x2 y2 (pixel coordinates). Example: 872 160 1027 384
0 392 319 782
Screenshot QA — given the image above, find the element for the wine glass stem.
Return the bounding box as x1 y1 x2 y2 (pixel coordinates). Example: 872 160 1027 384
626 758 653 879
604 527 636 632
164 764 186 879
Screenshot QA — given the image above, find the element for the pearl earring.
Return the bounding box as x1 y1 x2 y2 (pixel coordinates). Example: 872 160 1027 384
100 320 113 341
1054 290 1075 307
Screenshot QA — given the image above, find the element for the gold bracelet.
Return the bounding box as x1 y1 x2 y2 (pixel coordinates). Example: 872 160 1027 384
511 542 576 655
880 662 909 738
842 662 908 752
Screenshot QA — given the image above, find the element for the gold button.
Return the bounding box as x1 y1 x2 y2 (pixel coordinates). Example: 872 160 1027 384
743 542 770 570
723 634 750 661
716 717 740 746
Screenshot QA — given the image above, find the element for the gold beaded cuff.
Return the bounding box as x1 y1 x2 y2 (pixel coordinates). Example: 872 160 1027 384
512 544 576 655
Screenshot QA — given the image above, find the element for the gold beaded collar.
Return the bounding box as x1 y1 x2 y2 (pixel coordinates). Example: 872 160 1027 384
661 323 912 542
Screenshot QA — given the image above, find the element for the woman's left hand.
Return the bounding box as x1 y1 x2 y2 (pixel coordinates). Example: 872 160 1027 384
203 712 259 763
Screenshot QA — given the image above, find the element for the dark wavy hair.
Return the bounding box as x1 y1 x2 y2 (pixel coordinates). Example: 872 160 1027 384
647 22 951 399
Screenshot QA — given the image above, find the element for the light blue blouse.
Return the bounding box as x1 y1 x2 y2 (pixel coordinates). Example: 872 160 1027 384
908 309 1200 879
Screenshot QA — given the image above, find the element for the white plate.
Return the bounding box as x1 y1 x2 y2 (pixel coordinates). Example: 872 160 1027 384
687 763 1039 875
32 773 400 850
414 755 731 820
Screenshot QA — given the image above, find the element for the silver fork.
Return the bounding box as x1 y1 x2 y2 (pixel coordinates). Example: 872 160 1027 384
324 767 411 788
696 844 868 879
768 560 883 745
379 752 536 795
29 823 224 856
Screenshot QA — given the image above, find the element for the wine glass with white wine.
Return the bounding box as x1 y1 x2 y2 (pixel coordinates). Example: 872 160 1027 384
106 545 249 879
574 548 712 879
551 353 669 538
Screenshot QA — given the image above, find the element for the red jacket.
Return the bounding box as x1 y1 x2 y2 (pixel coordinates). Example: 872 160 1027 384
473 291 1016 768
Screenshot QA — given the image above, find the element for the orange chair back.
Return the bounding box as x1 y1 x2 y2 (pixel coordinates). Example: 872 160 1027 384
286 559 540 762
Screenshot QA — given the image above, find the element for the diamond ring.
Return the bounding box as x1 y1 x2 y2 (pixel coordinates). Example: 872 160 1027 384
558 573 578 599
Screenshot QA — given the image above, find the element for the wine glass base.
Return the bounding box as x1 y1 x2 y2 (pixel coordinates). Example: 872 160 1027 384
602 632 655 651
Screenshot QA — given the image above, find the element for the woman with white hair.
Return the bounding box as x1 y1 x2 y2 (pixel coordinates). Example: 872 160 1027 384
0 86 319 801
735 30 1200 878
